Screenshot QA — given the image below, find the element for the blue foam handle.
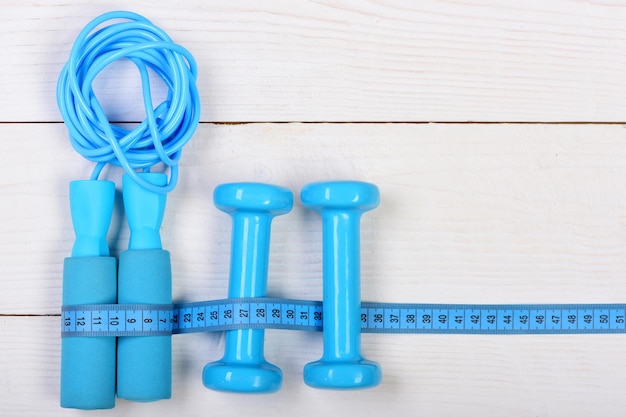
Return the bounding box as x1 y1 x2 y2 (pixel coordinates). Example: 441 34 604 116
61 257 117 409
117 173 172 401
116 249 172 401
61 180 116 409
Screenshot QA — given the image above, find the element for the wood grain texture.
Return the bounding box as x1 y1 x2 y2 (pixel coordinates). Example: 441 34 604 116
2 0 626 122
3 122 626 315
3 316 626 416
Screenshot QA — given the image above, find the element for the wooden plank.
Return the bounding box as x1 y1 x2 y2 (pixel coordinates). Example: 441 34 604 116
4 316 626 416
3 0 626 122
3 122 626 314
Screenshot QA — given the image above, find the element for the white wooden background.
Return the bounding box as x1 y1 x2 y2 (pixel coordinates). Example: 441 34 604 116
3 1 626 416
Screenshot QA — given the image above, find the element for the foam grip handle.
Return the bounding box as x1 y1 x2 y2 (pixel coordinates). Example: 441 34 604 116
116 249 172 401
61 256 117 409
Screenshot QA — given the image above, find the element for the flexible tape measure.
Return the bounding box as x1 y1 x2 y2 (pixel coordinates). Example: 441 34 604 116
61 298 626 337
61 298 322 337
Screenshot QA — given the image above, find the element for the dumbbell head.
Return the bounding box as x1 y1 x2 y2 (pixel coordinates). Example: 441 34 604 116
300 180 379 212
214 182 293 216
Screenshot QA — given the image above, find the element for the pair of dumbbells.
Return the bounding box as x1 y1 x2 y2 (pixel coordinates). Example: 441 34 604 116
62 173 173 409
202 180 382 393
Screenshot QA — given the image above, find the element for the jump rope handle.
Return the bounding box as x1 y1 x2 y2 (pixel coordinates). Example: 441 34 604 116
117 173 172 401
57 10 199 407
61 180 117 409
302 181 382 389
203 183 293 393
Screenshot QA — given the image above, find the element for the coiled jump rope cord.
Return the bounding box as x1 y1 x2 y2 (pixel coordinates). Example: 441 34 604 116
57 10 200 193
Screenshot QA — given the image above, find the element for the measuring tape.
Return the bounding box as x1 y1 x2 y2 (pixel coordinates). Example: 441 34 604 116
61 298 626 336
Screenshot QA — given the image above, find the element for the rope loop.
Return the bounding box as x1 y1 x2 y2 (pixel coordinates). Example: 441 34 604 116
57 11 201 193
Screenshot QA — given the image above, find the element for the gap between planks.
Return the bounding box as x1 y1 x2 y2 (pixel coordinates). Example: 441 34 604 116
1 121 626 125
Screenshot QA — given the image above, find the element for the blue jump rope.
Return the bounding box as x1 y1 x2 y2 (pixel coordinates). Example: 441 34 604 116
57 11 199 409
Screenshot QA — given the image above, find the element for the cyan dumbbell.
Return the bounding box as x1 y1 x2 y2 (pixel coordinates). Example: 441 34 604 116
203 182 293 393
61 180 117 409
117 173 172 401
301 181 382 389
